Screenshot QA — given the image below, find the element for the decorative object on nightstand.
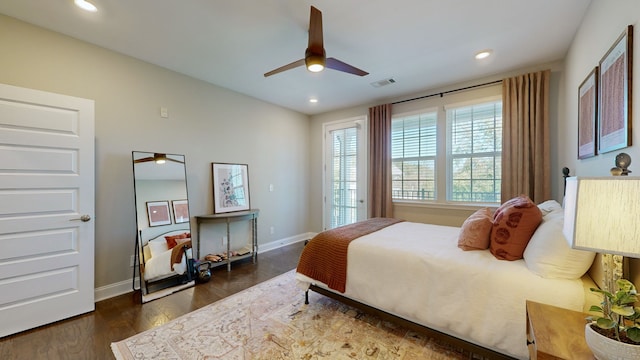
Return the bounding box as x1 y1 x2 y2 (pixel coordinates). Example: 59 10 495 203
610 152 632 176
585 279 640 359
563 176 640 359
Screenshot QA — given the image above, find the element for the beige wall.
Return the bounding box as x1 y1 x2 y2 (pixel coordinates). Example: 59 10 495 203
559 0 640 287
560 0 640 180
0 15 311 292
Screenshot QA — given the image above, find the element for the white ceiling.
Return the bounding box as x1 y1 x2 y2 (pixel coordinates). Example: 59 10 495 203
0 0 592 115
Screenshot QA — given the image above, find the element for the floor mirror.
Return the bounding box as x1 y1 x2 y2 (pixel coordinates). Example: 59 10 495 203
132 151 195 303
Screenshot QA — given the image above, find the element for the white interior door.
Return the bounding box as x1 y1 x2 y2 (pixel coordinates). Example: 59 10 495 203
323 117 367 230
0 83 95 337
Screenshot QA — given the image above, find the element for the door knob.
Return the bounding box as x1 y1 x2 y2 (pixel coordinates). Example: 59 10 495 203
70 215 91 222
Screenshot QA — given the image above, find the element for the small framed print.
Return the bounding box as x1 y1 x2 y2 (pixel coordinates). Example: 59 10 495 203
578 67 598 159
598 25 633 154
146 201 171 227
212 163 250 213
172 199 189 224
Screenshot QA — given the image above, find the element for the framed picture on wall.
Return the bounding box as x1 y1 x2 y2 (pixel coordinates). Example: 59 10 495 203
598 25 633 154
577 67 598 159
146 201 171 226
212 163 250 213
172 199 189 224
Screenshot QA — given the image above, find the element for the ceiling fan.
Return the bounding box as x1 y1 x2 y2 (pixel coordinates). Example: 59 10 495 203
264 6 369 77
134 153 184 164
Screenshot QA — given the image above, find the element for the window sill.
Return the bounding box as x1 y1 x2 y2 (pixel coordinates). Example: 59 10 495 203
393 200 499 212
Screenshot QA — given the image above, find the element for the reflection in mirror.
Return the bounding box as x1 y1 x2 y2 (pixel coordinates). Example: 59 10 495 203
132 151 194 303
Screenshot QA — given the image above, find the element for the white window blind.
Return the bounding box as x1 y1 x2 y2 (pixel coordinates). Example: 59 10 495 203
391 111 437 200
446 100 502 202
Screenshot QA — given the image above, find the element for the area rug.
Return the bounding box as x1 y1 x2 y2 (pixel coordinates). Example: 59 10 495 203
112 270 475 359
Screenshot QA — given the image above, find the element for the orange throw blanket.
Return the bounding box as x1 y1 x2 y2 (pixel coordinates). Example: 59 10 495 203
296 218 403 293
170 240 191 271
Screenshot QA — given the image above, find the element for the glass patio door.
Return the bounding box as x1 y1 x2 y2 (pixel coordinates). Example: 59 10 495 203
323 117 367 229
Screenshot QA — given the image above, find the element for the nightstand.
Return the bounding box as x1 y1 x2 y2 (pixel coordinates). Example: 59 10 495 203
526 300 594 359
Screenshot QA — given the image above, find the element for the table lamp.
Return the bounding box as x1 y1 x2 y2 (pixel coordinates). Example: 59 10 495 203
563 176 640 292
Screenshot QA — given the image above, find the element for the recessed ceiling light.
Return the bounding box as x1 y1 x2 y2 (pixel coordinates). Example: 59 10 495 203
475 50 492 60
75 0 98 12
309 98 318 103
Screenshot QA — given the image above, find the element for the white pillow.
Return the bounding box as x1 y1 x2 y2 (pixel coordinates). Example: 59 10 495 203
148 238 169 258
537 199 563 218
142 244 152 261
523 212 595 279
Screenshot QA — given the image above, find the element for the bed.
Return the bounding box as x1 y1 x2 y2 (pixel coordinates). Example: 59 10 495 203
139 229 193 287
296 198 599 359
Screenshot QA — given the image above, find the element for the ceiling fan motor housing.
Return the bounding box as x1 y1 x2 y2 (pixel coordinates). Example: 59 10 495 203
305 48 326 71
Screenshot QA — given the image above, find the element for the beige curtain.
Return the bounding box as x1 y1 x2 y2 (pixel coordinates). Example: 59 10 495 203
501 70 551 203
368 103 393 218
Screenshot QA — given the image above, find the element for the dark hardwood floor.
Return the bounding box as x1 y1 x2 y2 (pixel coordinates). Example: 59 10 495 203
0 241 306 360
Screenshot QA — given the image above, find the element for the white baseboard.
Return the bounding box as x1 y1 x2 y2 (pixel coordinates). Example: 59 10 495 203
94 232 317 302
257 232 316 253
95 277 139 302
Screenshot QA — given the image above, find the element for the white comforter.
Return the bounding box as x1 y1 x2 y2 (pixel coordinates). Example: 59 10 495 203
144 247 191 282
296 222 587 359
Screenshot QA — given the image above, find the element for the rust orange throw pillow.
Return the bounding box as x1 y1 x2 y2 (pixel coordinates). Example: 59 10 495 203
457 208 493 250
490 195 542 260
165 232 189 249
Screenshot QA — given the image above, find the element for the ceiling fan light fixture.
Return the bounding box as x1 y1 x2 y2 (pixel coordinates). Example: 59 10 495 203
305 53 325 73
154 153 167 164
307 63 324 72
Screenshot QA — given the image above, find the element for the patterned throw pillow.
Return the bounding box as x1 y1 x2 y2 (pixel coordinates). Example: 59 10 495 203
490 195 542 260
457 208 493 251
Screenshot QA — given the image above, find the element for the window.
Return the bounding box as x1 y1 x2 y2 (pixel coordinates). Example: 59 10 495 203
391 111 437 200
391 98 502 204
447 100 502 202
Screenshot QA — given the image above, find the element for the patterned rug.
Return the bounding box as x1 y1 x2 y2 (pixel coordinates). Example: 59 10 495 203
111 270 475 359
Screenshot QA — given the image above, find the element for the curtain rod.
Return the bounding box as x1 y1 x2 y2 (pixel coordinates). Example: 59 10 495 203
392 79 503 105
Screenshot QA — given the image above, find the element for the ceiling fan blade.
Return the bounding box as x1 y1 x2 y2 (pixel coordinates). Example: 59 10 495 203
134 157 154 163
166 157 184 164
308 6 324 54
326 57 369 76
264 58 306 77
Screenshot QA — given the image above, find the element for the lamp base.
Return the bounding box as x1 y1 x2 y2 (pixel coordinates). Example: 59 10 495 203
602 253 624 294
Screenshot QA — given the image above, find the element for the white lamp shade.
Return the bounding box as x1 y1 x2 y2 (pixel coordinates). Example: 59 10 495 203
563 177 640 258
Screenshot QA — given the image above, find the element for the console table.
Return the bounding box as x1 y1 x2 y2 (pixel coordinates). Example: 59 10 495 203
195 209 259 272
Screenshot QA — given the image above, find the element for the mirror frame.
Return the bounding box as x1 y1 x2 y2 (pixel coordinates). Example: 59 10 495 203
132 151 195 303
